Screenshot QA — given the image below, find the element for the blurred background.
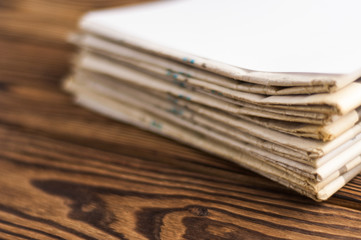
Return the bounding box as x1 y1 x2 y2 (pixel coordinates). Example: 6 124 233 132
0 0 154 84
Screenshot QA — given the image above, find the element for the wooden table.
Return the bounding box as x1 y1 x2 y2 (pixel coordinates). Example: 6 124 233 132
1 1 361 239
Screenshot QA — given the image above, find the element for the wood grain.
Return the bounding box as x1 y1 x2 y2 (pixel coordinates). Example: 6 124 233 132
2 126 361 239
1 0 361 239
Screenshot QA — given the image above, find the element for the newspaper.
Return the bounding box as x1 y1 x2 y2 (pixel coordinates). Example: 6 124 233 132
74 69 361 164
66 0 361 201
80 44 361 127
76 52 361 121
69 73 361 181
64 76 361 201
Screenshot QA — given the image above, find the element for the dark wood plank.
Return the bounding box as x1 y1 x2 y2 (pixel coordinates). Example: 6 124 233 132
0 40 72 81
2 125 361 239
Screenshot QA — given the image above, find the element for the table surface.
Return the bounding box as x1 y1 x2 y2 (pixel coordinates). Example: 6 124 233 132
1 1 361 239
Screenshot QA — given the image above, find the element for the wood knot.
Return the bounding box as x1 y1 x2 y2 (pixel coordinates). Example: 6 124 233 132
0 82 8 91
81 203 97 212
189 207 209 217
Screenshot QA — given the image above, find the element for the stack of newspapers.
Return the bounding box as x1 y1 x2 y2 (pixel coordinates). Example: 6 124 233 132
64 0 361 201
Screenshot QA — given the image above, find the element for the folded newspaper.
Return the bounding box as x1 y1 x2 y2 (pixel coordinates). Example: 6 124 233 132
64 0 361 201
